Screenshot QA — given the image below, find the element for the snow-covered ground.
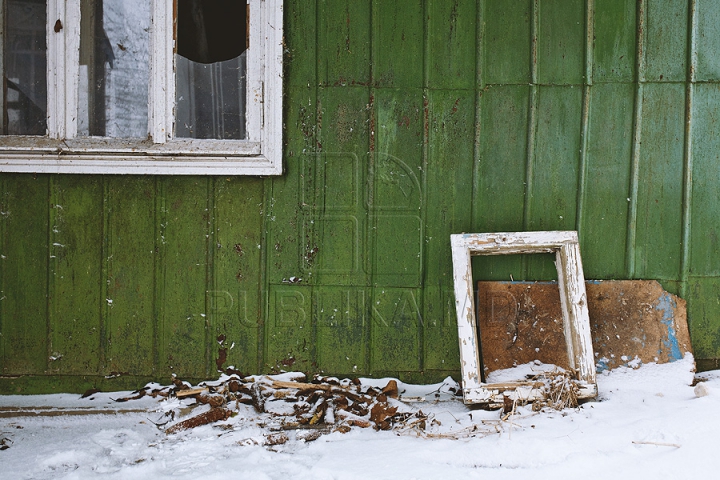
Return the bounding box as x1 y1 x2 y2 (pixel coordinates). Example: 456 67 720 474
1 354 719 480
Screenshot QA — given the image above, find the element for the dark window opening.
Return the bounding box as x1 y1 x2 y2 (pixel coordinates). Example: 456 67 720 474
176 0 248 140
1 0 47 136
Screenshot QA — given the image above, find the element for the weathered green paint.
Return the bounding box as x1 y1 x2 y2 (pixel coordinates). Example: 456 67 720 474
212 177 265 374
593 0 636 82
536 0 586 85
690 83 720 276
580 84 635 277
159 178 211 378
428 0 477 90
49 175 104 375
643 0 688 82
105 176 155 375
3 0 720 394
695 0 720 82
634 83 686 280
373 1 424 88
482 0 532 85
0 175 49 375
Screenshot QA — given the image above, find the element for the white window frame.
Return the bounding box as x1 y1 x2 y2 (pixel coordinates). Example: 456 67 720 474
0 0 283 175
451 231 597 406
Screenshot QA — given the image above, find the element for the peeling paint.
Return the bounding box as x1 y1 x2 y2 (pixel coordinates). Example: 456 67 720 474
656 293 683 362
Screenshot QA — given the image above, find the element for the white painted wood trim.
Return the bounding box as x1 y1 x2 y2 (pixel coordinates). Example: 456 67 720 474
450 231 597 406
46 0 83 139
557 241 597 384
451 238 482 389
0 0 5 134
0 138 261 156
149 0 174 143
262 0 284 175
0 154 278 175
47 0 66 138
64 0 80 138
2 0 283 175
246 0 263 143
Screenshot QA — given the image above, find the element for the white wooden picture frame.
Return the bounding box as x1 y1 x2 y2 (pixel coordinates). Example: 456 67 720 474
450 231 597 406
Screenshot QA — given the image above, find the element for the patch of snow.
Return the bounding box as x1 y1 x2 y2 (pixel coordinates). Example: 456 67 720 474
1 354 720 479
486 360 562 383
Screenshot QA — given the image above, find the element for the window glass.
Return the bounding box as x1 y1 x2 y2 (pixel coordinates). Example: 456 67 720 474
77 0 150 138
175 0 248 140
2 0 47 135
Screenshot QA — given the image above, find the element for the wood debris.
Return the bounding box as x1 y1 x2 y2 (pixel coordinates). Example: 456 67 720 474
116 372 573 445
529 370 580 411
0 436 11 450
121 373 435 441
164 407 232 434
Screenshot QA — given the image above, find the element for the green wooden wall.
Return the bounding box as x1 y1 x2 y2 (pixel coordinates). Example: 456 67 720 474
2 0 720 393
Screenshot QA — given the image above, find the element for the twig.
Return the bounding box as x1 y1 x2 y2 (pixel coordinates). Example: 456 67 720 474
632 440 681 448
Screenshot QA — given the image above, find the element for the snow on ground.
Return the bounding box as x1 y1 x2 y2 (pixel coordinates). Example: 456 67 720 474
1 354 719 480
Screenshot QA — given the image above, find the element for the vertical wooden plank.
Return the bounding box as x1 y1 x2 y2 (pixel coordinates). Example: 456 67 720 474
311 87 370 287
580 84 635 277
317 0 371 86
643 0 688 82
373 0 423 88
158 177 210 379
520 1 540 280
255 0 317 374
263 164 309 368
212 177 265 375
265 285 313 371
372 89 424 288
104 177 155 376
689 84 720 276
308 153 364 285
370 287 422 374
301 91 373 285
0 175 3 365
421 287 458 372
422 90 474 371
309 85 370 372
481 0 532 85
625 0 647 278
427 0 476 90
527 86 583 278
474 86 530 280
633 84 685 280
687 278 720 362
315 286 367 374
680 0 697 300
695 0 720 82
48 175 104 375
0 174 49 375
575 0 593 237
537 0 586 85
266 93 314 286
285 0 317 89
592 0 637 83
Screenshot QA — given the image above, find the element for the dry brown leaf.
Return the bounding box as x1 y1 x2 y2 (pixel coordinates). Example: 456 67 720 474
382 380 399 398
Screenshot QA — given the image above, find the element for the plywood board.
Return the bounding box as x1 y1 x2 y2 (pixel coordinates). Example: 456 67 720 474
477 280 691 375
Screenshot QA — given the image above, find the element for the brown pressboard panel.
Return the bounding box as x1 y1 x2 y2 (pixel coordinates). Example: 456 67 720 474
477 280 691 375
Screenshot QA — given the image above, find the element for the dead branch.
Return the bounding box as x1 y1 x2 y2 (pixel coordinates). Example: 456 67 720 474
165 407 231 434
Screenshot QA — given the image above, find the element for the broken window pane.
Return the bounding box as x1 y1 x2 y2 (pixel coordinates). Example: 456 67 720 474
77 0 149 138
175 0 248 140
2 0 47 135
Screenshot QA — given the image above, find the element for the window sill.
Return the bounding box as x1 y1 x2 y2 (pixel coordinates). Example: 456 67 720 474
0 138 281 175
